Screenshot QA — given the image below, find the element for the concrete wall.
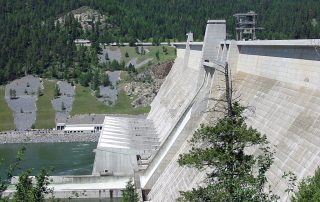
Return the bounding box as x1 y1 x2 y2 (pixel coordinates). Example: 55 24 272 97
234 72 320 201
148 33 320 201
234 40 320 200
143 46 204 189
5 175 128 199
237 40 320 89
145 20 226 199
147 47 202 143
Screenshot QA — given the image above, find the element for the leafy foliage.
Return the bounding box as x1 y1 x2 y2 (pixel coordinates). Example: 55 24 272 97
0 147 26 198
292 167 320 202
0 0 318 124
121 178 139 202
178 102 278 201
54 85 61 98
1 0 319 85
0 147 53 202
13 169 52 202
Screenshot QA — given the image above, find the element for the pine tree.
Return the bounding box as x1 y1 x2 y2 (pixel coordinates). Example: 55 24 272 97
292 167 320 201
121 179 139 202
92 70 101 90
101 73 111 87
105 52 109 61
155 50 160 63
61 101 66 111
1 147 52 201
54 85 61 98
178 63 279 201
95 88 101 98
9 89 17 99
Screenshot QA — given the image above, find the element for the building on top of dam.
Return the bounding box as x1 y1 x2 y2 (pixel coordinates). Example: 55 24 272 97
90 18 320 201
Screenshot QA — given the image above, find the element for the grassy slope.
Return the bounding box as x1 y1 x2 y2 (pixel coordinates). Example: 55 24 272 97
119 46 176 64
0 87 14 131
34 80 56 129
71 85 150 116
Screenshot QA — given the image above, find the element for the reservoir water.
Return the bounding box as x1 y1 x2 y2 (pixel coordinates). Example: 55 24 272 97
0 142 97 177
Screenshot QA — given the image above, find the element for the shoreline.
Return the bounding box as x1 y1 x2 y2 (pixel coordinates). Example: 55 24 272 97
0 131 99 144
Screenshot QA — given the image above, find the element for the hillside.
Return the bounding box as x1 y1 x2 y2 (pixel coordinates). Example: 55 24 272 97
0 44 175 131
0 0 319 86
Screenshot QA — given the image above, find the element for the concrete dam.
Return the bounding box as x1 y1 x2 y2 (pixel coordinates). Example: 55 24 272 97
89 19 320 201
5 20 318 201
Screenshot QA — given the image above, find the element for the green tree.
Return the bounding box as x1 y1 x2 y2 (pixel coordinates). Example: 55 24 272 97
1 147 53 202
162 46 168 55
155 50 160 63
95 88 101 98
101 73 111 87
120 60 126 70
292 167 320 202
13 169 52 202
54 85 61 98
9 89 17 100
121 179 139 202
0 147 26 200
128 63 136 74
79 73 90 87
61 101 66 111
178 102 278 201
178 62 278 201
125 51 129 58
105 52 109 61
92 70 101 91
110 60 120 71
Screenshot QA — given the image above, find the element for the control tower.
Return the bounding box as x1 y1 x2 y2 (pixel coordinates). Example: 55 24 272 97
233 11 263 40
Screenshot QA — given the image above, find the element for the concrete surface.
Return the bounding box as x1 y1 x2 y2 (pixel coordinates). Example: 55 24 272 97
148 36 320 202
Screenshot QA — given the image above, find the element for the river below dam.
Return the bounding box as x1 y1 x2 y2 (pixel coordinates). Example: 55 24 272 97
0 142 97 177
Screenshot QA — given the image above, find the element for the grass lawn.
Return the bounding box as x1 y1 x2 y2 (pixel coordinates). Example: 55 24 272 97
71 85 150 116
119 46 176 64
34 80 56 129
0 87 14 131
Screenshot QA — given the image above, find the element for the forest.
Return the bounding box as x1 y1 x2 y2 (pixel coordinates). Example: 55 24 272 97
1 0 320 84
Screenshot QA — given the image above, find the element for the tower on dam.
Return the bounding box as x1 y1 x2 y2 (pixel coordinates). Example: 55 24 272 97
234 11 263 40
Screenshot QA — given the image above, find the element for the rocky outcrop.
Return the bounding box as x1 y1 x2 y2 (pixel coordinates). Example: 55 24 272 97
123 61 174 108
57 6 110 30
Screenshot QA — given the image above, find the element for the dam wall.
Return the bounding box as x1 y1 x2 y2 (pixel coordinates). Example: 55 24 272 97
237 40 320 88
142 21 224 200
141 21 226 191
147 47 202 144
142 45 205 189
147 32 320 201
233 40 320 200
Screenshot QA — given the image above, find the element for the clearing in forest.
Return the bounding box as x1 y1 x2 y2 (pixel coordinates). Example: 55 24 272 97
34 80 56 129
71 85 150 116
0 87 14 131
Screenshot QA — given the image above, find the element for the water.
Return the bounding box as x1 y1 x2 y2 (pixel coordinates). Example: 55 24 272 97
0 142 97 177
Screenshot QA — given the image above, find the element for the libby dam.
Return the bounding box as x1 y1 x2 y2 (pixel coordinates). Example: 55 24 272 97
4 19 320 202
